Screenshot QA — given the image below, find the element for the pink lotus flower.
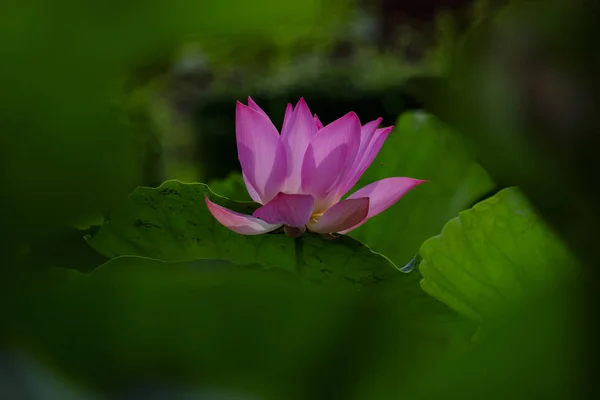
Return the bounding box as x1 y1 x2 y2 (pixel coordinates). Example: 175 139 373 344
205 98 425 237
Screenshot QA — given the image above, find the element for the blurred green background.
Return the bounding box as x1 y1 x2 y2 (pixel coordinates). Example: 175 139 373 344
1 0 594 399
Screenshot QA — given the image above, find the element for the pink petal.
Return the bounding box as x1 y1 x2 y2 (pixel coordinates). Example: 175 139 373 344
301 112 362 211
236 102 287 204
281 98 317 193
340 177 426 233
205 196 281 235
253 192 314 227
314 114 324 130
247 96 268 117
307 198 370 234
358 118 383 157
335 118 382 195
340 125 393 195
281 103 293 134
242 172 262 203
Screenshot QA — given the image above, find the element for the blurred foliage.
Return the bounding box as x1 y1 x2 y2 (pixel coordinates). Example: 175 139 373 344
0 0 344 253
398 277 581 400
407 0 600 267
8 257 473 399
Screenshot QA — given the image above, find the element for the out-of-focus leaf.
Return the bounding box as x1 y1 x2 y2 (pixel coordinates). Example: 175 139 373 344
349 111 495 268
0 349 97 400
348 269 476 400
0 0 345 254
10 256 473 399
89 180 398 285
9 257 354 399
419 187 578 322
360 276 581 400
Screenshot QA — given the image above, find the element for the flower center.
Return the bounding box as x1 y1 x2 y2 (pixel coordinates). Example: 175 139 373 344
309 212 323 224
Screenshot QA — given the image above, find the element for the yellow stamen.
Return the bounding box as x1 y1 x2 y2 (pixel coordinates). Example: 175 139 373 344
309 212 323 224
